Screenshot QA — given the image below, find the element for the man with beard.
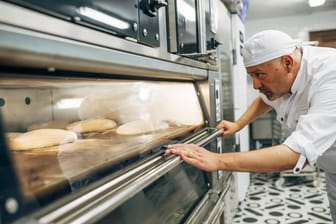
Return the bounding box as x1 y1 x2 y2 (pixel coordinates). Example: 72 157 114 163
165 30 336 221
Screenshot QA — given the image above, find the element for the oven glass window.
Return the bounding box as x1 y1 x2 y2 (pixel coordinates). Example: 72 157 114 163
1 76 204 200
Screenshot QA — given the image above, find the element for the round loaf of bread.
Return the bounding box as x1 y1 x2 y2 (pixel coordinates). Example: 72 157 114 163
27 120 69 131
116 120 169 135
66 118 117 133
9 129 78 151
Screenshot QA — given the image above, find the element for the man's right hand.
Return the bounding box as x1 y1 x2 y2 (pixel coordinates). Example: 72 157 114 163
216 120 240 136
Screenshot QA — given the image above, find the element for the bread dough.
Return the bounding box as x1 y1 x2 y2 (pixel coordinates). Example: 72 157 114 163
9 129 78 151
66 118 117 133
5 132 23 139
28 120 69 131
116 120 169 135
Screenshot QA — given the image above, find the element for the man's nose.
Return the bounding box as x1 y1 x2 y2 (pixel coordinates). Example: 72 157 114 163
252 77 262 89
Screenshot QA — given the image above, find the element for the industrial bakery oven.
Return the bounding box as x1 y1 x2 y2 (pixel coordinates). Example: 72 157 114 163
0 0 237 223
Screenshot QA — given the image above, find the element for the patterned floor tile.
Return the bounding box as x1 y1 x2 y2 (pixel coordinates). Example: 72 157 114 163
232 172 333 224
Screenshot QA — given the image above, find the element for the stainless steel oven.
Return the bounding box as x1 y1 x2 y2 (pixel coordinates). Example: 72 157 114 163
0 0 238 223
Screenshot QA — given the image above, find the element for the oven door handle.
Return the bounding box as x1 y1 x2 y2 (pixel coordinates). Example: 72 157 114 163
193 128 223 146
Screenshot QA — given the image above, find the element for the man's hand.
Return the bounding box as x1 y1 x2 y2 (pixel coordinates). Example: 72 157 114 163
216 120 240 136
165 144 220 172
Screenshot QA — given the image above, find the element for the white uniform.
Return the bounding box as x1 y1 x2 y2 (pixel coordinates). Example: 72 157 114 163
261 46 336 221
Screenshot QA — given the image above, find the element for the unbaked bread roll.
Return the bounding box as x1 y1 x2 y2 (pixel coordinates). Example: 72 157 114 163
9 129 77 151
66 118 117 133
28 120 69 131
116 120 169 135
5 132 23 139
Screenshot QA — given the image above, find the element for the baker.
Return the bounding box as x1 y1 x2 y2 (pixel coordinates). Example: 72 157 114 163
165 30 336 221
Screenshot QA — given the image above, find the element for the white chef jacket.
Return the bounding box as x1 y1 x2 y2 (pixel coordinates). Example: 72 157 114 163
260 45 336 174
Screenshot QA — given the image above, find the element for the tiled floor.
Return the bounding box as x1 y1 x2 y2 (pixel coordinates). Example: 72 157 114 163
232 171 333 224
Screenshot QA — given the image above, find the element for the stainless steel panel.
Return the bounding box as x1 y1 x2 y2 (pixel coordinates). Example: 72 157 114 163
223 173 239 224
0 89 52 131
200 0 217 52
166 0 178 53
0 25 208 80
175 0 198 54
138 0 163 47
197 0 207 54
251 112 273 139
208 70 223 128
215 0 235 153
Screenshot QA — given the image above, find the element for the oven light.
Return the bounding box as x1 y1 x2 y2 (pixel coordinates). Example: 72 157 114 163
55 98 83 109
138 88 151 102
177 0 196 22
78 7 130 30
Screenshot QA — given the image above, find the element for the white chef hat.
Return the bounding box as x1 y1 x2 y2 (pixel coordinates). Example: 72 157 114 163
243 30 301 67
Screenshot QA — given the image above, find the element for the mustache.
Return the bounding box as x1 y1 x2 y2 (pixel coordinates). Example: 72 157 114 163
259 87 272 95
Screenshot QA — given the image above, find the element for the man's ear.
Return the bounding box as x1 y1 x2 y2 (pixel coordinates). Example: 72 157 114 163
282 55 293 72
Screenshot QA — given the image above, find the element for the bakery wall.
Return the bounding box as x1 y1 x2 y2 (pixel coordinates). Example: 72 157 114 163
245 10 336 40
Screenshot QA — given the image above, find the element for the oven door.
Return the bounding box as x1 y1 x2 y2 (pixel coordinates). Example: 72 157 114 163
168 0 198 54
0 75 229 223
4 0 162 47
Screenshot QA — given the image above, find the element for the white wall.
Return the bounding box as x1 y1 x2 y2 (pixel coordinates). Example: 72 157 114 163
244 10 336 105
245 10 336 40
